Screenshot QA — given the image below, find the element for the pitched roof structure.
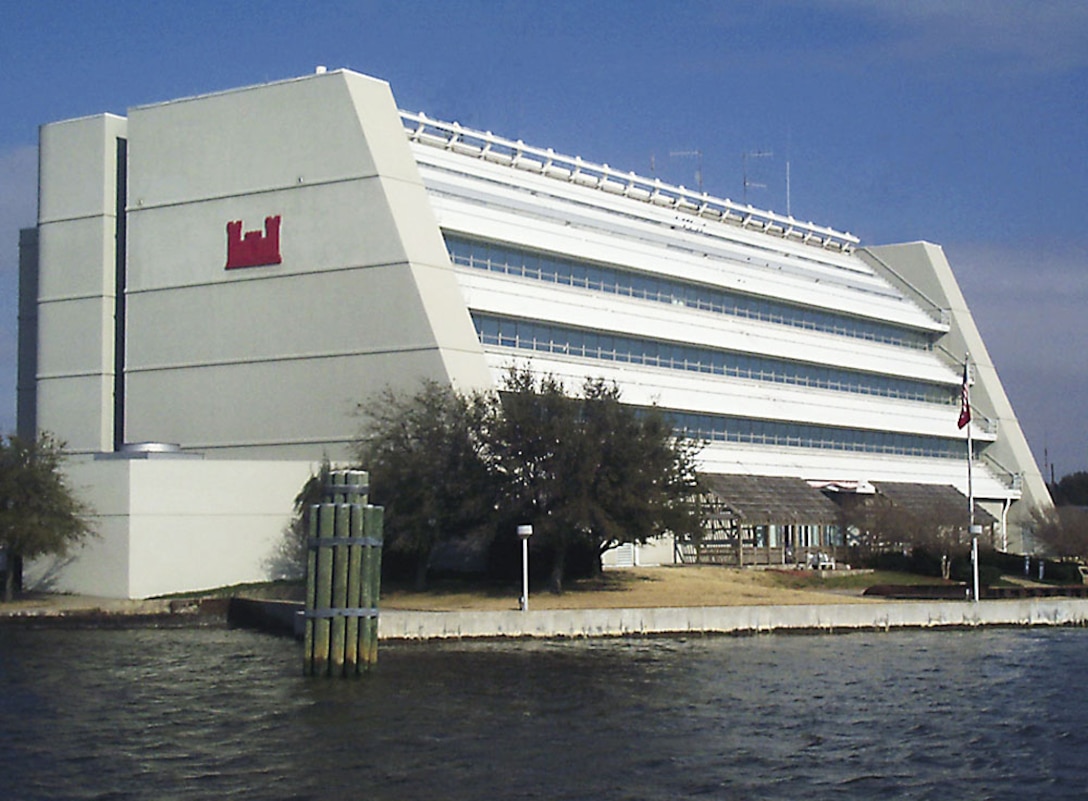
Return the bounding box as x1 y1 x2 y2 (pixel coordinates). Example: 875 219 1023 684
872 482 996 525
702 474 841 526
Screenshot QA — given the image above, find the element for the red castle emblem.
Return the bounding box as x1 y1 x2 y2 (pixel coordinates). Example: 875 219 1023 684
226 215 282 269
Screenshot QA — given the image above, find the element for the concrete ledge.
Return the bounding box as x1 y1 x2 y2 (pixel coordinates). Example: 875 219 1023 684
222 598 1088 640
377 599 1088 640
228 597 304 637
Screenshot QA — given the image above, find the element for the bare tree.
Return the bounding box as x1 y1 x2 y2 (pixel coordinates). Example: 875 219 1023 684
1033 506 1088 561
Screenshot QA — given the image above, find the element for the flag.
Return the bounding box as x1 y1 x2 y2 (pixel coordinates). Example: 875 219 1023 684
957 361 971 429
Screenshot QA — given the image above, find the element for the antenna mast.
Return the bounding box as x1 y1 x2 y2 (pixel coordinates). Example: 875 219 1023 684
669 150 703 193
742 150 773 204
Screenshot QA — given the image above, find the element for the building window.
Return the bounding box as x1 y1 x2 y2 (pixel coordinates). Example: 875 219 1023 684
447 234 934 350
472 313 956 405
669 410 968 460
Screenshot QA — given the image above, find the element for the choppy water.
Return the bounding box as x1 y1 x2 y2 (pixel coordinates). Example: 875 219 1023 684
1 625 1086 800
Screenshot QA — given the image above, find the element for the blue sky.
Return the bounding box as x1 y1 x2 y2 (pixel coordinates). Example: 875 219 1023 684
1 0 1085 477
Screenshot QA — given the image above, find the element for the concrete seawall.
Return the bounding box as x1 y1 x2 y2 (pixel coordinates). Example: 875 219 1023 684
228 598 1088 640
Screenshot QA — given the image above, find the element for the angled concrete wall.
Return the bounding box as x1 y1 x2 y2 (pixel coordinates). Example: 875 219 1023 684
864 242 1051 551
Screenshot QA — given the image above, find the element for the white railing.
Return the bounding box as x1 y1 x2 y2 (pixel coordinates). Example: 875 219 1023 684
981 454 1023 492
401 110 859 253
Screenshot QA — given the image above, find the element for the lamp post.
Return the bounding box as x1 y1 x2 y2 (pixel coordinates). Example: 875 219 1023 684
517 525 533 611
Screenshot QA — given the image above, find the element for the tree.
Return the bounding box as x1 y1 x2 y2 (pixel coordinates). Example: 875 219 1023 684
267 460 331 581
0 434 95 602
485 369 703 593
354 380 495 590
839 493 968 579
1050 471 1088 507
577 378 703 568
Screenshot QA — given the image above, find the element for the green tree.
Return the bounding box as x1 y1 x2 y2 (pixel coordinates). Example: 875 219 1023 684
354 380 495 590
0 434 95 602
486 369 703 593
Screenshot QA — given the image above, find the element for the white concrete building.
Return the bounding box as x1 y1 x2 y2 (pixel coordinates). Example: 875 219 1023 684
18 69 1049 594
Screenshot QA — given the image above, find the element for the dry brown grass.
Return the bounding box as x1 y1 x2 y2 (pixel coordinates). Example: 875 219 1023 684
1 566 889 617
381 565 881 612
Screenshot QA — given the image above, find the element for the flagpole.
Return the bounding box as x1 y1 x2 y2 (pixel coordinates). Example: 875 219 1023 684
963 354 980 602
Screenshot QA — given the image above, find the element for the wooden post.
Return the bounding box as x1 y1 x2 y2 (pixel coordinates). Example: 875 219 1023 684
303 504 319 676
309 502 335 676
304 470 383 677
344 503 364 671
329 502 350 676
360 504 383 669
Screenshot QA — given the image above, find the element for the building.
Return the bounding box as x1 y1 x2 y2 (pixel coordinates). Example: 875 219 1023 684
18 69 1050 594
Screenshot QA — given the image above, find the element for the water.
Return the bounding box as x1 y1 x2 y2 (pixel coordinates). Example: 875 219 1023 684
2 625 1086 800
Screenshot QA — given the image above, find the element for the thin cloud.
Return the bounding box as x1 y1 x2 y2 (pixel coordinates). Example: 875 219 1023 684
946 239 1087 476
823 0 1088 77
697 1 1088 80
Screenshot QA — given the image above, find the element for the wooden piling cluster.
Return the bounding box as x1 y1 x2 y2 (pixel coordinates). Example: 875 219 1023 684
304 470 383 676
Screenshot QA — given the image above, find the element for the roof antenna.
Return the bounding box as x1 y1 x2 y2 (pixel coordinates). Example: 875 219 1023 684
669 150 703 193
786 128 792 217
743 150 773 205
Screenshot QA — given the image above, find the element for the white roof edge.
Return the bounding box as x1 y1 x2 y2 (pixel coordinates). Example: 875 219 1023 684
128 68 377 113
401 109 860 254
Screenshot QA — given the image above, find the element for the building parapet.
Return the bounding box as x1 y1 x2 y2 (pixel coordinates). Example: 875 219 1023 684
402 111 860 253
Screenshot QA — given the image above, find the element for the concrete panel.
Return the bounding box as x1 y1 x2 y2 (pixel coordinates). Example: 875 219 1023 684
408 263 488 379
127 460 314 516
36 218 116 300
25 459 132 597
124 262 442 370
36 299 113 378
126 459 311 598
29 458 314 599
38 114 126 224
36 376 113 454
126 516 277 598
437 347 499 395
35 114 123 454
24 517 132 597
127 71 393 208
125 177 410 292
123 349 461 452
341 71 426 184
